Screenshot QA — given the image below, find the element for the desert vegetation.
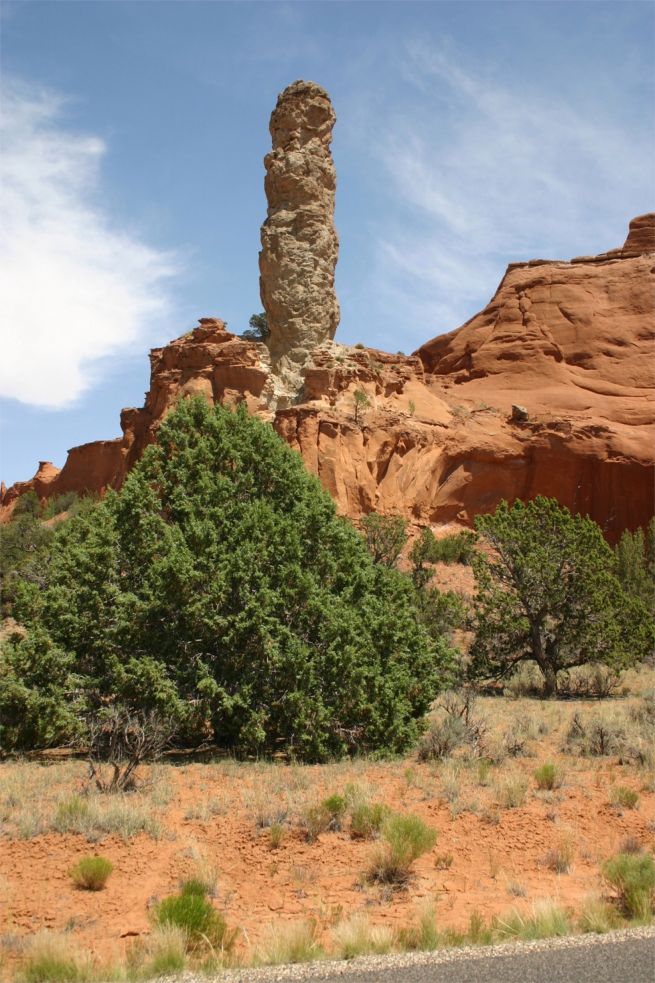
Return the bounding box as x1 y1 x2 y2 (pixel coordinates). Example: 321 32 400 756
1 676 653 978
1 398 654 978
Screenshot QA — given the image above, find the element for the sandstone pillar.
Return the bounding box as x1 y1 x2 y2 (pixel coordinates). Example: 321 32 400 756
259 80 339 401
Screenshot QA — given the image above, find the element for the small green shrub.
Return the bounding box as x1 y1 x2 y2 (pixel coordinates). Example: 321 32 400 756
179 878 208 897
610 786 639 810
429 531 478 565
367 813 437 885
322 794 347 830
602 853 655 920
69 856 113 891
153 890 231 952
269 823 285 850
350 802 389 840
534 763 563 790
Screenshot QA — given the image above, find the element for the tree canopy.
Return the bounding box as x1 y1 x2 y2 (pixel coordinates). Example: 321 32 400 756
3 397 454 759
468 497 653 696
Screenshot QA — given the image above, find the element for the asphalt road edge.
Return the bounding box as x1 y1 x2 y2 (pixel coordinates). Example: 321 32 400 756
191 924 655 982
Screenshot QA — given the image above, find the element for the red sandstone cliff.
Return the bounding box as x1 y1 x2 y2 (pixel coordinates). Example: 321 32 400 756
2 215 654 539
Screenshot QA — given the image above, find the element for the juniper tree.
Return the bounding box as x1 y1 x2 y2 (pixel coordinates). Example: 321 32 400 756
469 498 652 697
10 397 454 758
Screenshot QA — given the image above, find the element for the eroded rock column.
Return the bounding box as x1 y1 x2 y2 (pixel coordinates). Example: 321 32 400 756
259 80 339 402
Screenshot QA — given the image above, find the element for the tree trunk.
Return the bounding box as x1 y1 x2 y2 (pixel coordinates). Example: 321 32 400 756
529 618 558 698
542 663 558 698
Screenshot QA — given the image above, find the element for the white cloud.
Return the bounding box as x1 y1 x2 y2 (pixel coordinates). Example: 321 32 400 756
358 42 652 344
0 80 178 408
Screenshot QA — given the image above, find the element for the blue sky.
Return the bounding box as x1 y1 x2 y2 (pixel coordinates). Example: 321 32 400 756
1 0 653 486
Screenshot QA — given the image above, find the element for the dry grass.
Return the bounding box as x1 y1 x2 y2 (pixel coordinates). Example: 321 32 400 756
18 932 95 982
331 914 395 958
495 774 528 809
544 840 574 874
255 920 324 965
0 762 169 842
182 842 219 897
492 899 572 940
3 667 655 980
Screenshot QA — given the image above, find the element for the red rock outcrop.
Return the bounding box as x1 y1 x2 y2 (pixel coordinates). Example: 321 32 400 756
2 217 654 540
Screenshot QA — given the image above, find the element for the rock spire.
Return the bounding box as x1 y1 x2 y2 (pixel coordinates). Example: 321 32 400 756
259 80 339 403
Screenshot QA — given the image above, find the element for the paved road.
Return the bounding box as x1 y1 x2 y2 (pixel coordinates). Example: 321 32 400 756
298 932 654 983
217 928 655 983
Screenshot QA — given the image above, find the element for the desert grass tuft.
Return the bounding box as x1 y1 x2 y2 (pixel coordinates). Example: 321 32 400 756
609 786 639 810
602 852 655 920
493 900 571 940
577 896 622 934
184 842 219 897
534 763 563 790
495 774 528 809
467 910 493 945
69 856 113 891
127 924 188 978
52 795 161 842
52 797 92 835
19 932 93 983
394 905 441 952
302 803 331 842
256 919 324 965
332 914 396 959
544 840 574 874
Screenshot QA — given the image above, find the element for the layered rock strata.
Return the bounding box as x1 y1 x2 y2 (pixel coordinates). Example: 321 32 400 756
2 217 654 541
259 80 339 404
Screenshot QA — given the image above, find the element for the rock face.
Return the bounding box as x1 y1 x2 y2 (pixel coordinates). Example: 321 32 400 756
2 216 654 541
259 80 339 404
